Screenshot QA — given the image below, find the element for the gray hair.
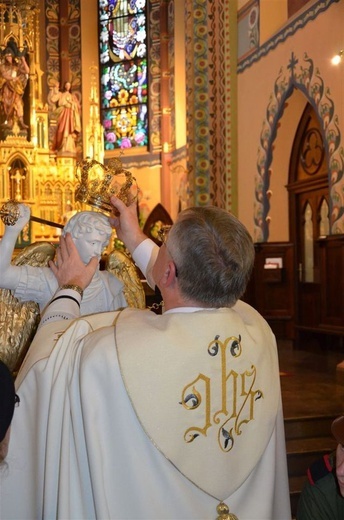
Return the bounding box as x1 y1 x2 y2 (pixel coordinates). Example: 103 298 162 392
63 211 112 245
167 206 255 307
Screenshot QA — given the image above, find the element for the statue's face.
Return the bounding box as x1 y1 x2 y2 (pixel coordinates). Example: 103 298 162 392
72 229 108 264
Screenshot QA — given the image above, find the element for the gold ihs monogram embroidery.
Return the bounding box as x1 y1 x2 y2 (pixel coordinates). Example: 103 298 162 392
180 334 263 451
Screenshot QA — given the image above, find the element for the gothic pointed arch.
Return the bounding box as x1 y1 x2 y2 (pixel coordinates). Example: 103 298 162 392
8 156 29 201
318 197 330 236
254 52 344 241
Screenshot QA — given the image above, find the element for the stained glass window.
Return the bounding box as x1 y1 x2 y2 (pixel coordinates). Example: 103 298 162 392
98 0 148 151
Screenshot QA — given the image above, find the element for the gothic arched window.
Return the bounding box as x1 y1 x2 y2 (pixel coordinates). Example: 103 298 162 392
319 198 329 237
303 202 314 283
98 0 148 151
8 158 27 201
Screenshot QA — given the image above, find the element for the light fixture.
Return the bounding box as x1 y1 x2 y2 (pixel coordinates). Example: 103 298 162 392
331 50 343 65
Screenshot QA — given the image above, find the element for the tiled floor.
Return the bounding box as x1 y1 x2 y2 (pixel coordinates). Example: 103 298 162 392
278 339 344 419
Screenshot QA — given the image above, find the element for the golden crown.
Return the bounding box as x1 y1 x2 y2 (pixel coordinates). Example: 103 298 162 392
74 158 137 213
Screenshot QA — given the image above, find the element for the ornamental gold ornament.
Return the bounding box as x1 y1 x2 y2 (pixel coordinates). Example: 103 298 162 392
0 200 20 226
74 157 137 214
216 501 239 520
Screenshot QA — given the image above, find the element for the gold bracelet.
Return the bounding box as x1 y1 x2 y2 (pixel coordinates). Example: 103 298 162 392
59 284 84 298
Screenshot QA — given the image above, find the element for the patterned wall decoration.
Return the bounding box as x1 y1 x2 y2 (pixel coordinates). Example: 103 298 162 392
254 52 344 242
185 0 209 206
238 0 339 73
44 0 82 153
185 0 234 211
148 0 162 152
167 0 175 150
45 0 60 89
237 0 259 63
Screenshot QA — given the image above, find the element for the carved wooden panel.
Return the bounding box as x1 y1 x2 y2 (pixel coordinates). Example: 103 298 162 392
319 235 344 332
243 242 295 340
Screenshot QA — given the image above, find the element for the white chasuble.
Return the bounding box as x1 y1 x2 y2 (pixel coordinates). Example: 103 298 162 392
0 301 291 520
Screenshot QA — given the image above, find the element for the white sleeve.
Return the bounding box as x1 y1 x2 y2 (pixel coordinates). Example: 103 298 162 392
132 239 159 289
39 288 82 328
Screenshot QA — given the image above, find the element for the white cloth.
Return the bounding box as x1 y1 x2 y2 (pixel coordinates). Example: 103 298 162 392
38 288 83 327
0 301 291 520
131 238 159 289
15 265 127 314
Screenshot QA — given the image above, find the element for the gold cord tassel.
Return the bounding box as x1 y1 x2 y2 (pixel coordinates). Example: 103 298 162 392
216 501 239 520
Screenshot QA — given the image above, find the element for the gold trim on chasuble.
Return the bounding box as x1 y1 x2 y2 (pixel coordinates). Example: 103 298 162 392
115 306 279 520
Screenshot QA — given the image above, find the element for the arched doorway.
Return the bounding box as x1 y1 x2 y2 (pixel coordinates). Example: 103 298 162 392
249 54 344 345
287 103 343 347
246 100 342 345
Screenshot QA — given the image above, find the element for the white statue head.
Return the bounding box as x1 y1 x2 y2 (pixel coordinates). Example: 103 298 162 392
63 211 112 264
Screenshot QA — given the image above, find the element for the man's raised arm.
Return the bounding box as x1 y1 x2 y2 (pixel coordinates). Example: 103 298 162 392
109 195 159 288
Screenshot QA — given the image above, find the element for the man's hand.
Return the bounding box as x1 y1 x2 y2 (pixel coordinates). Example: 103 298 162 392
109 195 147 254
49 233 98 290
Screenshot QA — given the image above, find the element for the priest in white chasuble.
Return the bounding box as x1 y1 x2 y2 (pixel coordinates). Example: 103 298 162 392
0 199 291 520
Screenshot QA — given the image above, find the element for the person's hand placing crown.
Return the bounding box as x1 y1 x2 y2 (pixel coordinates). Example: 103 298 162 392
109 193 146 255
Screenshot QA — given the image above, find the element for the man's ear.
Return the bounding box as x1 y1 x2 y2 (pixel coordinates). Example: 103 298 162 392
164 260 178 286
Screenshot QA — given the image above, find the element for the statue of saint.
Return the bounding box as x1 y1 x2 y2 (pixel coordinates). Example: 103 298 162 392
49 81 81 154
0 45 29 130
0 204 127 315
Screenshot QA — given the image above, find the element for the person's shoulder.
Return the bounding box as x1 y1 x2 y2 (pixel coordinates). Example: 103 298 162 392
307 452 335 486
297 452 340 520
80 310 126 347
233 298 267 318
232 299 275 334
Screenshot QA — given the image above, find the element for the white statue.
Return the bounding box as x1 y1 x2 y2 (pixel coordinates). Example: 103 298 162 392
0 204 127 315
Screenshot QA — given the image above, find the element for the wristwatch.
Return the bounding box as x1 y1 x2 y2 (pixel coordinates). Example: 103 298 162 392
59 284 84 297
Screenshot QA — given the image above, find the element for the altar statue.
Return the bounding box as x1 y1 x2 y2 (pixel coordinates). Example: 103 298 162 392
0 45 29 130
0 204 127 315
49 81 81 154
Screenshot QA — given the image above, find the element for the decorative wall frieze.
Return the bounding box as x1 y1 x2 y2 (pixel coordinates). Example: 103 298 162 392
238 0 339 73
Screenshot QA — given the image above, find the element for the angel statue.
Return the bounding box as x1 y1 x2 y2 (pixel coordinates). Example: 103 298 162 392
0 203 145 371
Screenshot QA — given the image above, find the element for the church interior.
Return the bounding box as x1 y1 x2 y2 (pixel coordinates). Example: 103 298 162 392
0 0 344 517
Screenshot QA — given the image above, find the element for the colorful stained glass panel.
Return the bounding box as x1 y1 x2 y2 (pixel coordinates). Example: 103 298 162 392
99 0 148 150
